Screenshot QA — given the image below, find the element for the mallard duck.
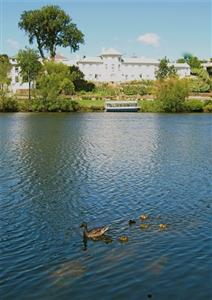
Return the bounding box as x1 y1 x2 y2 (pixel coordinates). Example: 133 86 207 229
140 224 150 229
140 214 149 221
159 224 168 229
80 222 109 239
128 219 136 225
118 236 129 242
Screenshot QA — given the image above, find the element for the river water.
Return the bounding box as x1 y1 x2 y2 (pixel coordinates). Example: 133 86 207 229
0 113 211 300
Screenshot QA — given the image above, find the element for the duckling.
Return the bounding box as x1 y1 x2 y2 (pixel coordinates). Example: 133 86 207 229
140 214 149 221
159 224 168 230
140 224 150 229
80 222 109 239
118 236 129 242
128 219 136 225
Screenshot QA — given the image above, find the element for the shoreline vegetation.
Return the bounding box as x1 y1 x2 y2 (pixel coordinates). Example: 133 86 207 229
0 5 211 114
0 94 212 113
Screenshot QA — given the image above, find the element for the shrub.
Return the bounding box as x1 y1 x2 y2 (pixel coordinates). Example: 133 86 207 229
60 78 75 95
139 100 163 112
74 79 95 92
123 84 146 96
185 99 204 112
203 104 212 113
30 98 79 112
122 80 154 96
187 78 210 93
94 83 119 96
155 78 189 112
0 95 18 112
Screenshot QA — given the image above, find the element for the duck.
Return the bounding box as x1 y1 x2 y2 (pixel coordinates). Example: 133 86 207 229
80 222 109 239
118 236 129 242
159 224 168 229
140 214 149 221
140 224 150 229
128 219 136 225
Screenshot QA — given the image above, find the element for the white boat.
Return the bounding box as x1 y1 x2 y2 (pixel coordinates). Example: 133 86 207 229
105 100 139 112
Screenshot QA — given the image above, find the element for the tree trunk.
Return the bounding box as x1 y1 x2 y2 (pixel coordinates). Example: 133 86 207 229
36 37 45 59
28 79 31 101
50 45 56 60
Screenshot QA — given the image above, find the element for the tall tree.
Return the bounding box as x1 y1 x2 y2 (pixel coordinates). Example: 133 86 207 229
18 5 84 59
17 48 42 100
0 54 11 91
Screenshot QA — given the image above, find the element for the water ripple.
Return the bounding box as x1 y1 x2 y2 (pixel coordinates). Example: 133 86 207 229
0 113 211 300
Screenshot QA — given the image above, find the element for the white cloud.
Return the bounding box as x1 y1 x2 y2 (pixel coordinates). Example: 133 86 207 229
137 33 160 47
6 38 20 50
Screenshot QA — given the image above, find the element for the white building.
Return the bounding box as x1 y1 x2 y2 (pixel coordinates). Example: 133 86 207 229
76 48 191 82
9 49 191 92
9 57 29 93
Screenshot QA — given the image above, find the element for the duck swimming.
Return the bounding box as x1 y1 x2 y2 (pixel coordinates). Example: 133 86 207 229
159 224 168 229
118 236 129 242
80 222 109 239
140 214 149 221
128 219 136 225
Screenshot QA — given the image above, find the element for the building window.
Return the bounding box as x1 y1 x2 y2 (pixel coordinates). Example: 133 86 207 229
15 67 19 72
15 76 19 83
95 74 98 79
139 74 142 79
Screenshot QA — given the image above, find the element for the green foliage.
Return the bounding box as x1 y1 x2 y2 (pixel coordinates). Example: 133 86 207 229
69 65 85 81
74 79 95 92
186 67 211 92
69 65 95 92
203 103 212 112
0 95 18 112
185 99 204 112
155 78 189 112
94 83 119 96
19 5 84 59
139 100 163 112
187 78 210 93
155 57 177 80
17 48 42 99
60 78 75 95
177 58 186 63
192 68 211 89
37 61 75 100
30 98 79 112
0 54 12 90
122 80 154 96
183 53 201 69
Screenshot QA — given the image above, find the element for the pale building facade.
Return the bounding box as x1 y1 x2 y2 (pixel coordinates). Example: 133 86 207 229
9 57 29 93
76 48 191 82
9 49 191 92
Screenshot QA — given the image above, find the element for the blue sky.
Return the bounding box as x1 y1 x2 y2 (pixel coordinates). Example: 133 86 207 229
0 0 211 60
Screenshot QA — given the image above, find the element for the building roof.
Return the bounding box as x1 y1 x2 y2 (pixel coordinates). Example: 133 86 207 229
171 63 190 68
123 57 159 64
201 62 212 67
78 56 103 63
55 54 69 61
101 48 122 56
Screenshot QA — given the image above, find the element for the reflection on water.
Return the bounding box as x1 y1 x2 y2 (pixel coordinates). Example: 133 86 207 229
0 113 212 300
82 235 113 251
51 260 86 287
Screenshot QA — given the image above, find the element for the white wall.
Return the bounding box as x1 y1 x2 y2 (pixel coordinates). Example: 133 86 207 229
77 54 190 82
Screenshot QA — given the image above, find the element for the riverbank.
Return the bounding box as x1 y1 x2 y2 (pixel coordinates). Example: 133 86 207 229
0 97 212 113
